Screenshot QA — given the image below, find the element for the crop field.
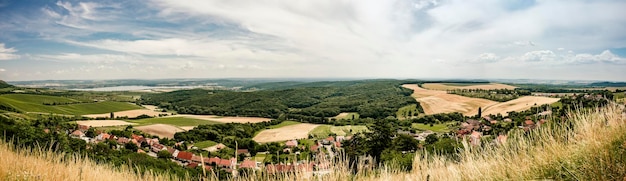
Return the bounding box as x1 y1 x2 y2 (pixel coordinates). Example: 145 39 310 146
412 123 452 132
423 83 517 90
176 114 271 123
134 124 184 138
481 96 561 116
309 125 368 138
403 84 560 117
192 140 217 149
127 117 221 127
75 120 135 127
253 123 320 143
332 112 360 120
402 84 497 116
83 108 167 119
0 94 142 115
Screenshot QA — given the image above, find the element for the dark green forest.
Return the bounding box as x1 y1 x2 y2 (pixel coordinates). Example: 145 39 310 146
140 80 422 121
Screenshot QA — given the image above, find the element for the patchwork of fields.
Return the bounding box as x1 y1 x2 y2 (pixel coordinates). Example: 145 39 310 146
0 94 142 115
402 84 560 116
422 83 518 90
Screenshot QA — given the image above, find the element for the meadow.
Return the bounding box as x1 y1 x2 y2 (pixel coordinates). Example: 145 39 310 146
0 94 141 115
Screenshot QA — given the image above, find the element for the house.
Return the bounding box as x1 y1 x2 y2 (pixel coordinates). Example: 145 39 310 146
336 136 346 142
166 147 179 157
239 160 257 169
151 144 166 153
334 141 341 148
71 130 85 138
176 151 193 162
218 158 234 168
117 137 130 145
285 140 298 147
310 144 320 152
470 131 482 146
208 157 221 165
95 133 110 141
503 118 512 122
237 149 249 155
191 155 203 163
77 124 90 132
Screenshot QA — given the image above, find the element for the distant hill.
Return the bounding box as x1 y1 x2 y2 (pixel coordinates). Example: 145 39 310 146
0 80 13 88
589 81 626 87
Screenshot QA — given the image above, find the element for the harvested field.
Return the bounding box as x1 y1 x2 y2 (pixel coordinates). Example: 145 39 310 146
75 120 135 127
332 112 359 120
253 123 320 143
422 83 517 90
83 109 168 119
402 84 497 116
481 96 561 116
134 124 184 138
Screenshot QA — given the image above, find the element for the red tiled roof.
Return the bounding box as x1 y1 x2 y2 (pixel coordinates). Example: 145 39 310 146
191 155 202 163
237 149 249 154
325 136 335 142
208 157 220 164
218 159 232 167
240 160 256 168
187 162 199 168
524 120 535 125
285 140 297 147
71 130 84 136
310 144 319 152
334 141 341 148
176 151 193 161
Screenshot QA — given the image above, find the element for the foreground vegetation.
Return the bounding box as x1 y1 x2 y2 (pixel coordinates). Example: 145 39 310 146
2 103 624 180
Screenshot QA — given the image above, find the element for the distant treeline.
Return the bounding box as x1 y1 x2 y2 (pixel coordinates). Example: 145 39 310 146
140 80 421 121
448 89 532 102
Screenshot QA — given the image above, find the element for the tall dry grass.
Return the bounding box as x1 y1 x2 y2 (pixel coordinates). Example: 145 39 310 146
0 141 179 181
2 104 624 181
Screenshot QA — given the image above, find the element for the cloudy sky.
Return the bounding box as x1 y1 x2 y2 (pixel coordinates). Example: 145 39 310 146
1 0 625 81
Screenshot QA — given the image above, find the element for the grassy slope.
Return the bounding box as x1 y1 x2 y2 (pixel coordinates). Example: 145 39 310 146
193 140 217 149
309 125 368 138
0 94 141 115
411 123 451 132
268 120 301 129
2 104 624 181
128 117 221 127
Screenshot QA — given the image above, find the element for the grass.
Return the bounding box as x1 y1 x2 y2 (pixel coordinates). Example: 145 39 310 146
127 117 221 127
193 140 217 149
309 125 368 138
396 104 420 119
2 104 625 181
268 120 301 129
0 94 141 115
442 83 488 87
411 123 451 132
333 112 360 120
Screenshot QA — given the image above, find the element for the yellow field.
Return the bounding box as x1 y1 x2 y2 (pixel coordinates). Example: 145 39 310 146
422 83 517 90
253 123 320 143
134 124 184 138
402 84 497 116
75 120 135 127
173 114 272 123
83 109 167 119
403 84 560 116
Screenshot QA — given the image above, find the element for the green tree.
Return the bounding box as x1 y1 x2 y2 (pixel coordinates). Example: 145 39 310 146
125 142 139 152
393 134 419 151
425 134 438 145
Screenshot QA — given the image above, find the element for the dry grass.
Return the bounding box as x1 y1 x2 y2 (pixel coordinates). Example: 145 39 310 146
402 84 497 116
422 83 517 90
253 123 320 143
174 115 272 123
2 104 625 181
134 124 184 139
83 109 168 119
76 120 135 127
0 141 174 181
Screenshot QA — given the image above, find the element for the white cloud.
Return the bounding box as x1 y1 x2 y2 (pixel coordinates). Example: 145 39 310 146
572 50 625 64
0 68 6 72
0 43 20 60
473 53 500 63
521 50 556 62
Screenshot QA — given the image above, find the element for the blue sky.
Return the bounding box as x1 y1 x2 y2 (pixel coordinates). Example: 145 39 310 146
1 0 625 81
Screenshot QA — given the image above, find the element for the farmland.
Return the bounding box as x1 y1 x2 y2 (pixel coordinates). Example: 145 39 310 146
127 117 221 127
253 123 320 143
402 84 560 117
422 83 517 90
332 112 360 120
75 120 136 127
412 123 452 133
134 124 184 138
309 125 368 138
0 94 142 115
402 84 497 116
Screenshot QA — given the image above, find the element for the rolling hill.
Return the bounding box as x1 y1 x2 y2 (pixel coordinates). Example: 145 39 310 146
0 94 142 115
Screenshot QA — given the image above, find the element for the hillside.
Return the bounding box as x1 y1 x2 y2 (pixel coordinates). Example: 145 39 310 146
140 80 420 120
0 94 142 115
0 80 13 88
2 104 624 180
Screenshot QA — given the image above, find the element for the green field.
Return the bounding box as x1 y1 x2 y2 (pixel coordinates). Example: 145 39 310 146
333 112 360 120
268 121 301 129
412 123 451 132
442 83 488 87
396 104 420 119
309 125 368 138
0 94 141 115
193 140 217 149
127 117 221 127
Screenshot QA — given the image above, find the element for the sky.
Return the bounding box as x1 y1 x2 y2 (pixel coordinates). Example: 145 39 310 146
1 0 626 81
